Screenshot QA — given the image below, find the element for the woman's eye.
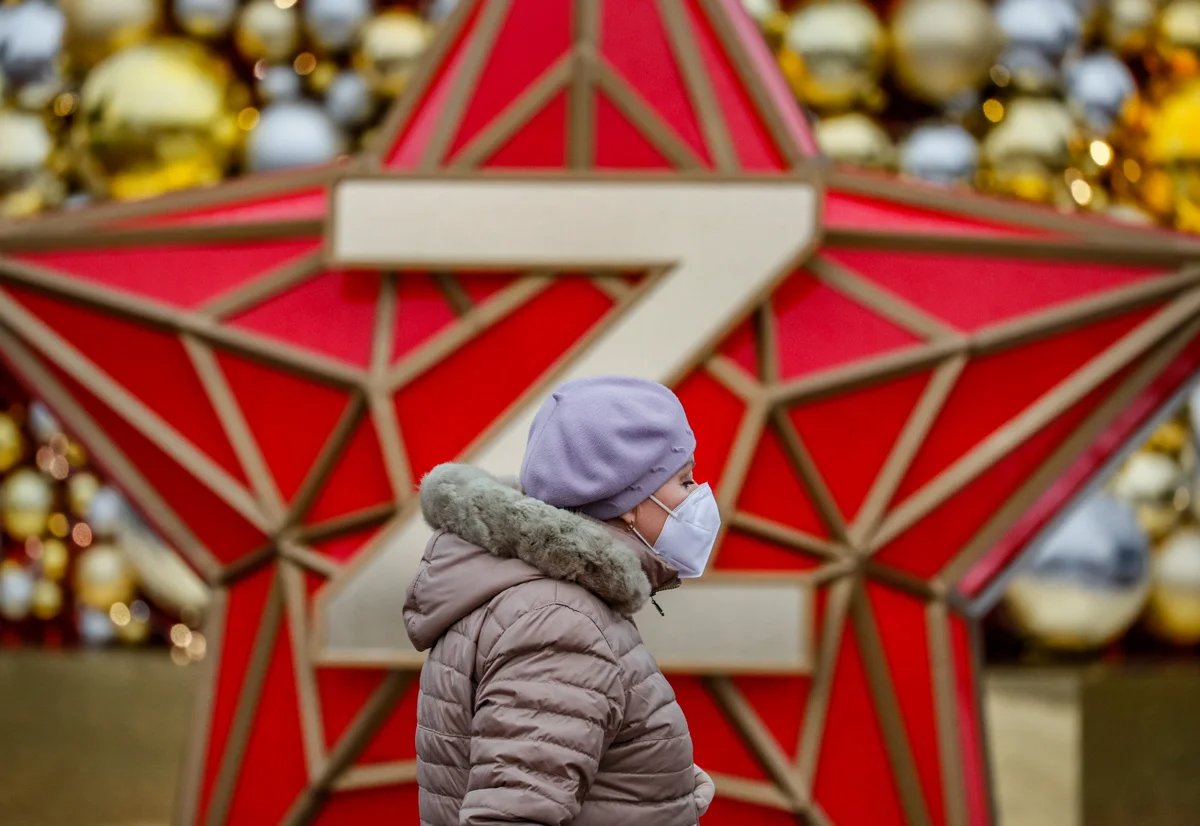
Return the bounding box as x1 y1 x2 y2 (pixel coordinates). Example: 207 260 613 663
682 479 696 488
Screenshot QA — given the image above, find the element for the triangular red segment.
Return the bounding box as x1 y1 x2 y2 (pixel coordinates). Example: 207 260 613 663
197 566 274 824
680 0 785 171
772 269 922 380
787 369 932 523
120 186 329 228
455 271 518 305
4 286 248 485
392 273 459 362
668 675 768 780
13 239 318 309
713 529 822 572
825 189 1051 238
35 355 266 561
594 93 673 169
737 425 829 537
733 675 811 762
718 317 758 377
599 0 710 166
304 415 394 525
825 247 1164 333
215 351 352 503
313 786 422 825
394 280 614 479
223 604 309 825
316 667 388 750
356 678 421 764
814 617 909 825
673 369 746 492
890 307 1159 505
867 583 946 826
448 0 572 158
874 358 1140 578
231 270 380 367
479 92 568 168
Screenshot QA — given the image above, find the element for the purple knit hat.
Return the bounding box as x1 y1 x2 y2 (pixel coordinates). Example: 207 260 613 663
520 376 696 520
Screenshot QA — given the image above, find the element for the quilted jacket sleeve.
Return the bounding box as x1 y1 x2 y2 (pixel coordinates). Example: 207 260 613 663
459 603 627 825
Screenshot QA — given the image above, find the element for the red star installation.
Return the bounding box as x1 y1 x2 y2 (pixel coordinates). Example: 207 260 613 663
1 2 1200 825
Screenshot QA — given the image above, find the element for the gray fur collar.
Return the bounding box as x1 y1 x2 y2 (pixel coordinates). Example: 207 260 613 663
419 463 650 615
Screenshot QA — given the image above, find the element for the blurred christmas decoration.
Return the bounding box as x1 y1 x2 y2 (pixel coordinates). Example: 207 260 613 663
354 8 433 96
1145 526 1200 644
1005 492 1151 651
814 111 895 168
899 121 979 184
890 0 1002 107
246 99 344 171
60 0 162 69
780 0 886 112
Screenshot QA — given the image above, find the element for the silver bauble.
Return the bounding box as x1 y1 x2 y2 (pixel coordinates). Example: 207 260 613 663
27 400 60 443
1064 51 1136 135
995 0 1083 91
87 485 128 539
324 69 372 127
1005 492 1150 651
246 100 345 172
77 604 116 645
0 561 34 621
899 123 979 186
172 0 237 38
256 64 302 102
0 1 65 103
423 0 461 23
304 0 371 53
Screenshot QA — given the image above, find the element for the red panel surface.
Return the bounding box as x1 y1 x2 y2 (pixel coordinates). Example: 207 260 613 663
867 583 946 826
594 94 673 169
702 798 803 824
231 270 380 366
13 240 317 308
814 619 908 825
479 92 568 168
357 677 421 764
215 351 352 503
127 187 329 227
824 190 1047 238
304 416 395 525
448 0 571 157
733 675 810 761
949 614 989 826
197 568 275 824
737 425 829 537
5 286 248 483
669 675 768 780
392 274 459 362
317 667 388 750
600 0 709 166
713 529 822 572
394 280 613 479
308 525 386 564
673 369 745 489
772 270 922 380
826 247 1163 332
313 785 422 825
718 317 759 377
787 369 931 523
891 307 1157 504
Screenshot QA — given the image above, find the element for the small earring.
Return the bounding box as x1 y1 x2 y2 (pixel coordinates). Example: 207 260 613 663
625 521 635 532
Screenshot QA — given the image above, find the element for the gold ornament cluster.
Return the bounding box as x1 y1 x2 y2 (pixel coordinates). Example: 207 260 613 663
0 0 434 216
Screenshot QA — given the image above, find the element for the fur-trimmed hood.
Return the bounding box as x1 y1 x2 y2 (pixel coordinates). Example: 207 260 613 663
404 463 678 650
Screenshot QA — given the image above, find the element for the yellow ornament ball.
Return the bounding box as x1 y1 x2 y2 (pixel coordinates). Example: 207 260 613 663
31 579 63 620
234 0 300 64
0 414 24 472
1104 0 1159 56
979 97 1081 205
1140 80 1200 231
40 538 69 581
0 110 65 218
1145 527 1200 645
890 0 1002 106
74 543 136 609
782 0 886 112
70 40 241 201
1 468 54 540
814 112 896 169
1156 0 1200 77
67 472 100 519
60 0 162 70
354 10 434 97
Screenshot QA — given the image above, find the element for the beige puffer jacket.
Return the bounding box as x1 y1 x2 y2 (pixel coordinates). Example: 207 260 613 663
404 463 704 825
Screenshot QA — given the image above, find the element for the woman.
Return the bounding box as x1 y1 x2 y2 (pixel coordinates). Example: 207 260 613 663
404 376 718 825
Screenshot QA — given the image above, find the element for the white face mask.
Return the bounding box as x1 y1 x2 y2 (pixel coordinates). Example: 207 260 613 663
631 483 721 578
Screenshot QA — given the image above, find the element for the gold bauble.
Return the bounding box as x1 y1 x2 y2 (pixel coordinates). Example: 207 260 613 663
1145 528 1200 645
234 0 300 63
1141 80 1200 231
1112 451 1188 541
40 538 69 581
781 0 886 112
979 97 1080 205
814 112 895 169
1147 418 1191 456
115 613 151 644
1156 0 1200 77
0 414 24 472
0 110 65 218
1104 0 1158 56
1 468 54 540
31 579 63 620
890 0 1002 106
70 40 240 201
67 472 100 518
354 10 434 97
60 0 162 69
74 543 136 609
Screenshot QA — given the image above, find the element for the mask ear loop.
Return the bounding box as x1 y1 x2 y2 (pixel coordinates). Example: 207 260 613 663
625 505 668 617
